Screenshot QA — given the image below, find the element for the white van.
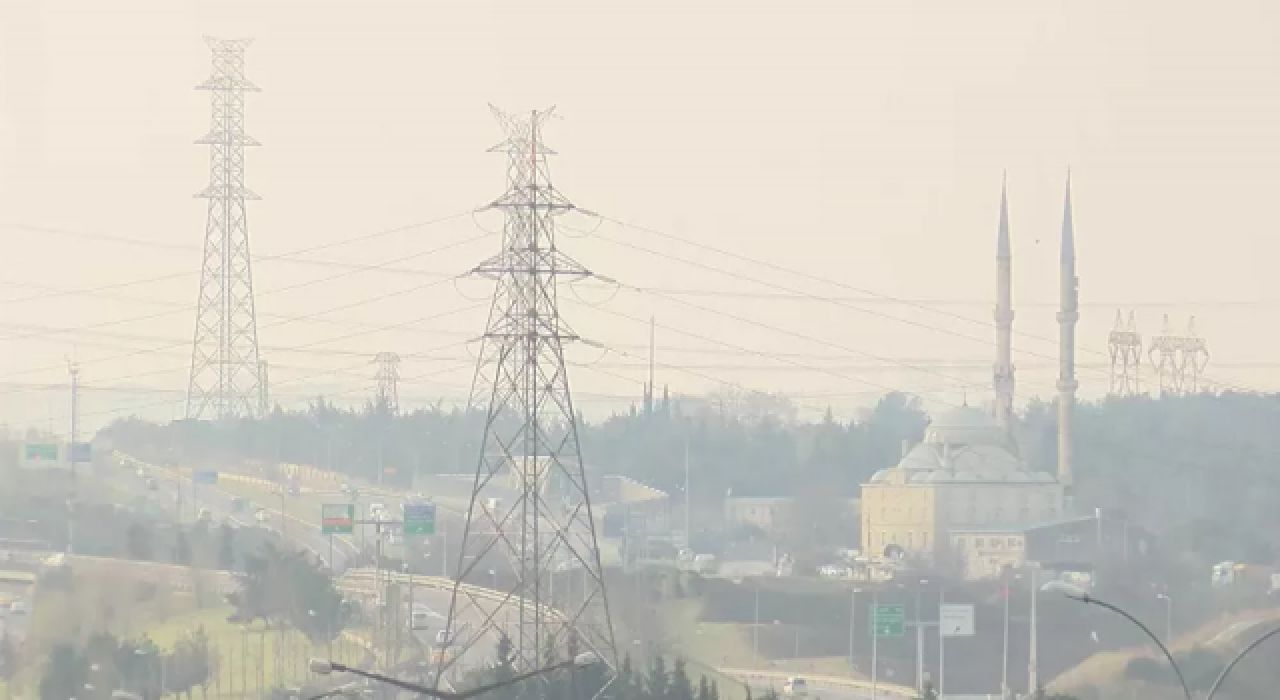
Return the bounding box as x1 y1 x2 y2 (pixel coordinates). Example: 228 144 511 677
782 677 807 697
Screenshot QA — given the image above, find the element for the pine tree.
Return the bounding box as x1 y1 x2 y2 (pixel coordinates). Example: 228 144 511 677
217 524 235 570
646 656 669 700
670 660 694 700
696 675 711 700
173 530 192 565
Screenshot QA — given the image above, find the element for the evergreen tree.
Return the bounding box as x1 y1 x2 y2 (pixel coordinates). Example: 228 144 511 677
217 523 236 570
645 656 670 700
127 523 153 560
670 659 695 700
696 675 711 700
172 529 191 565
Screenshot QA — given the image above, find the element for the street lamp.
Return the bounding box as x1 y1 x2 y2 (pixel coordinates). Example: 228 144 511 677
1156 593 1173 644
1041 581 1191 700
308 652 601 700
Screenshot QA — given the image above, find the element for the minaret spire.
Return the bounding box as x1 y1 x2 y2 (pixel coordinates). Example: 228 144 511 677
993 173 1015 438
1057 172 1079 506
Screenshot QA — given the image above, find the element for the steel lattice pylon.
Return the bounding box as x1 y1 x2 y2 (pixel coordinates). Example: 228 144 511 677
372 352 402 413
186 37 264 420
437 106 617 681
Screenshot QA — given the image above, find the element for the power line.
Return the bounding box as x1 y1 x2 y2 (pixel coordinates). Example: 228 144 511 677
591 213 1263 395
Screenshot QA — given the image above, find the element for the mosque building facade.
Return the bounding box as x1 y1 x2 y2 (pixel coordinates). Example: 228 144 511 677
860 177 1078 579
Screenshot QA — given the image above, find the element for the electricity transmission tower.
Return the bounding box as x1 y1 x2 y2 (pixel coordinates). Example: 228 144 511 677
1148 315 1210 396
186 37 264 420
372 352 401 413
437 107 617 681
1107 310 1142 396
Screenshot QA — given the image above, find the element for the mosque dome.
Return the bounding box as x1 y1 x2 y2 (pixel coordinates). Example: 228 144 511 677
898 444 943 471
923 405 1009 448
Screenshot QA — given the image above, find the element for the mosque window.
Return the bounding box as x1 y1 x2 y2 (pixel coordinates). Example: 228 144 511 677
922 532 929 548
1008 537 1020 548
907 532 915 547
975 538 985 548
956 537 966 550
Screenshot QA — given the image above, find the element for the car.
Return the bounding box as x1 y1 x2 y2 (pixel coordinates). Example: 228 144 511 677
197 508 212 522
9 601 28 615
145 477 159 491
254 508 269 523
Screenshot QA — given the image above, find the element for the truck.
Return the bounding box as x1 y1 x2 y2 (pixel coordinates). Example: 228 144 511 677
1211 561 1280 594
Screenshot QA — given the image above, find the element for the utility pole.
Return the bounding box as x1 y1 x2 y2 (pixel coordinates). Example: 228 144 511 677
871 591 879 700
66 359 79 479
1028 568 1039 693
646 316 655 415
915 583 926 694
848 587 860 676
186 37 265 421
684 439 691 548
258 359 270 415
1001 581 1010 698
439 107 618 680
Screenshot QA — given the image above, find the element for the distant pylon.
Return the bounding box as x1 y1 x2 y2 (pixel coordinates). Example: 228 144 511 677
371 352 401 413
1107 311 1142 396
1181 317 1210 393
438 107 618 682
185 37 264 420
1148 315 1209 396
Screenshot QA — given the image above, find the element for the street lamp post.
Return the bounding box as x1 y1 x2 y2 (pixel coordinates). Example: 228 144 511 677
1157 593 1173 644
848 587 861 676
1042 581 1191 700
309 652 600 700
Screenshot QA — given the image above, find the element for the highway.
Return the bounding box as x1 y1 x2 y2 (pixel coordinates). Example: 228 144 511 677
109 457 907 698
106 458 505 680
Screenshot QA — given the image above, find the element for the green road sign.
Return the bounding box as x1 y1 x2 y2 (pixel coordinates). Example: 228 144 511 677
403 503 436 536
870 603 905 637
321 503 355 535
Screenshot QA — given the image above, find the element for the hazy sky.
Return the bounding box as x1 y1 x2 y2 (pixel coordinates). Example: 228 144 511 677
1 1 1278 433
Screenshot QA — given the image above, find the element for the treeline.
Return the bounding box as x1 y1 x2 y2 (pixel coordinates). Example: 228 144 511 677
40 630 215 700
462 635 750 700
101 391 930 501
101 389 1280 570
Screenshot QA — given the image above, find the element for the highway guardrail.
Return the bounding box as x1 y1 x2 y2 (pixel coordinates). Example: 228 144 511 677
717 668 918 699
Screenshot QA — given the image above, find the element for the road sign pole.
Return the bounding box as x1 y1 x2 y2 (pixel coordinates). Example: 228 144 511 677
871 592 878 700
939 588 945 697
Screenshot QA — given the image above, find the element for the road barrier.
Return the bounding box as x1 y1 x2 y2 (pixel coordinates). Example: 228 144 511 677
717 668 918 699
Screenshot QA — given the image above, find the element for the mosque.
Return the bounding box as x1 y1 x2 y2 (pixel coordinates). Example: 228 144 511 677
860 178 1080 579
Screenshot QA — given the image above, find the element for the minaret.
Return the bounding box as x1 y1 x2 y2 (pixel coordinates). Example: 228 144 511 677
1057 174 1080 504
993 176 1015 439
